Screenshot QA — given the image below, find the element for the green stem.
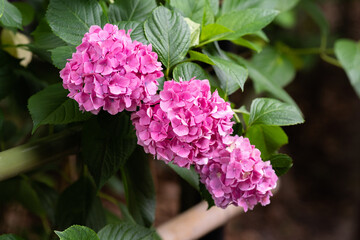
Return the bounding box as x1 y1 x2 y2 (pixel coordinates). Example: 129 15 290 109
320 54 342 67
0 129 81 181
98 191 118 205
233 113 241 123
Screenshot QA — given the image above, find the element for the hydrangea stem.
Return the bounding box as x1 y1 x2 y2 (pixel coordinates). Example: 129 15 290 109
0 128 81 181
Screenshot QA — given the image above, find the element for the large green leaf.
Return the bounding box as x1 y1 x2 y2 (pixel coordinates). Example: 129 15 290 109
46 0 104 45
98 223 160 240
0 235 24 240
50 45 76 69
251 46 295 92
170 0 205 24
121 147 155 227
0 0 4 18
82 113 136 189
208 55 248 95
172 62 209 81
108 0 156 23
55 225 99 240
12 2 34 26
335 39 360 98
144 6 190 68
55 176 106 231
0 0 22 29
184 18 200 47
248 98 304 126
228 53 300 109
28 83 91 133
269 153 293 176
168 163 199 191
216 8 278 38
199 23 234 45
116 21 148 44
188 50 215 65
245 125 288 160
221 0 299 14
31 19 67 50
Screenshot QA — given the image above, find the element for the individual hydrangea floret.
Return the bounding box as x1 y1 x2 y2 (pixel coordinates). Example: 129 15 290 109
196 135 278 211
131 79 234 168
60 24 163 115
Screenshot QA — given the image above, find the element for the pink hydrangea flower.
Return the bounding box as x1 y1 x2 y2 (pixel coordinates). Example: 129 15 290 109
196 135 278 211
131 79 234 168
60 24 163 115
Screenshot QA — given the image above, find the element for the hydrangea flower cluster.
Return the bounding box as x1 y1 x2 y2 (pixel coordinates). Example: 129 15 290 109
196 135 278 211
60 24 163 115
131 79 235 168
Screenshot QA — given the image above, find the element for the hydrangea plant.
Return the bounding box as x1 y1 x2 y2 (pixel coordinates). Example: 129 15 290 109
0 0 358 239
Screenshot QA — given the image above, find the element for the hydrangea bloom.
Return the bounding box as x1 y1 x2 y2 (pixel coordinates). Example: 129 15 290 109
196 135 278 211
131 79 234 168
60 24 163 115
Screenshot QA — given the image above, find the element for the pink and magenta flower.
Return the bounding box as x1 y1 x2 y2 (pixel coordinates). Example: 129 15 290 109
131 79 235 168
196 135 278 211
60 24 163 115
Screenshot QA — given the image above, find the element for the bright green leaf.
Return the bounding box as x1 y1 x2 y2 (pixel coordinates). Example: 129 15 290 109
216 8 279 39
251 46 295 92
202 0 215 27
245 125 288 160
208 55 248 94
184 18 200 47
116 21 148 44
55 225 99 240
228 53 300 109
0 234 24 240
98 223 159 240
144 6 190 68
28 83 91 133
248 98 304 126
168 163 199 191
121 147 155 227
199 23 234 44
188 50 215 65
334 39 360 98
46 0 104 45
170 0 205 24
55 176 106 231
108 0 156 23
82 113 136 189
221 0 299 14
0 0 4 18
269 153 293 176
231 37 262 53
0 0 22 29
173 62 209 81
50 45 76 69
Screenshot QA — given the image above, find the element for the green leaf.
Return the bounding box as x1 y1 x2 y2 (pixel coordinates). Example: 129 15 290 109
269 153 293 176
184 18 200 47
82 113 136 189
228 53 300 109
31 19 67 50
172 62 209 81
202 0 215 27
144 6 190 68
55 176 107 231
199 23 234 44
248 98 304 126
116 21 148 44
251 46 295 92
221 0 299 14
168 163 199 191
50 45 76 69
188 50 215 65
245 125 288 160
199 182 214 209
98 223 159 240
46 0 104 45
108 0 156 23
0 0 22 29
121 147 155 227
28 83 91 133
231 37 262 53
0 0 4 19
216 8 279 39
208 55 248 95
0 235 25 240
12 2 34 26
334 39 360 98
170 0 205 24
55 225 99 240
